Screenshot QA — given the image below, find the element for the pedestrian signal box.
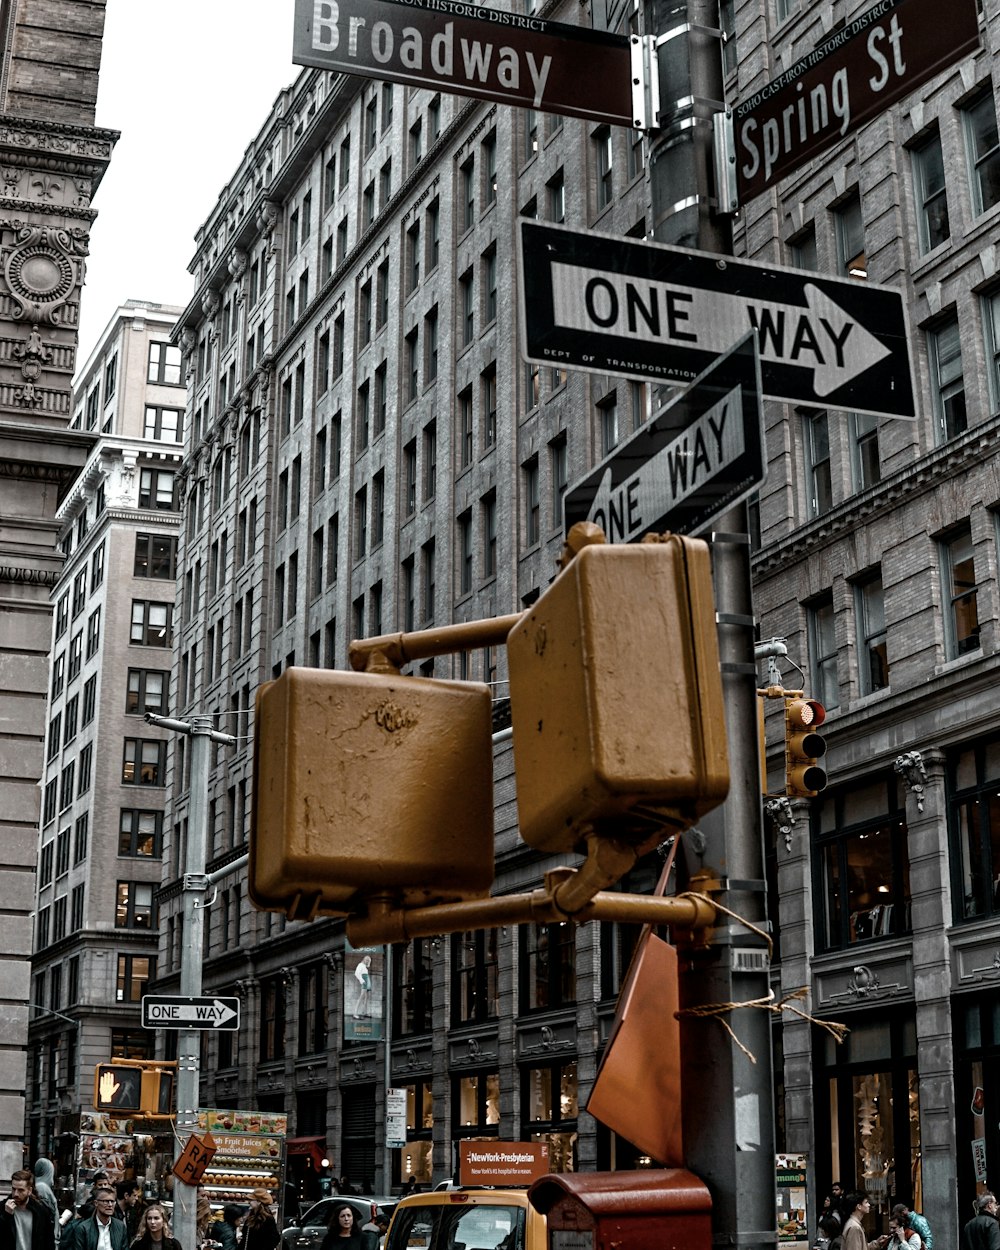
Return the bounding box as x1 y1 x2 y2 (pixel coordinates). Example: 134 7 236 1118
93 1062 174 1115
507 536 729 854
250 667 496 921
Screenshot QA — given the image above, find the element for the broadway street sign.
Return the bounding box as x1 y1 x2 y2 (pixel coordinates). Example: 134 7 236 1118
564 334 765 541
518 219 915 420
293 0 636 126
730 0 979 203
142 994 241 1031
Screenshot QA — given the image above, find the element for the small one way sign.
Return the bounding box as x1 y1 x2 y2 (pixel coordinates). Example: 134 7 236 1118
564 334 765 541
518 219 915 420
142 994 240 1031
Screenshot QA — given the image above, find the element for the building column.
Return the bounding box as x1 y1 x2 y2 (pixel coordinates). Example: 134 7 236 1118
282 965 299 1128
236 976 258 1109
895 749 956 1238
772 798 817 1203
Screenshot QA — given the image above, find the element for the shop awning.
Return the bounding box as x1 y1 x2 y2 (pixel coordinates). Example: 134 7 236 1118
286 1137 327 1168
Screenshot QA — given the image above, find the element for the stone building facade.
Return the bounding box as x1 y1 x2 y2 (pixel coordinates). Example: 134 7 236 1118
27 0 1000 1242
24 302 185 1182
0 0 114 1178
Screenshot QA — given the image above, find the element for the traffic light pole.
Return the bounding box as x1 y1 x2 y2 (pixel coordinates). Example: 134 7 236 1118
146 713 236 1250
645 2 777 1247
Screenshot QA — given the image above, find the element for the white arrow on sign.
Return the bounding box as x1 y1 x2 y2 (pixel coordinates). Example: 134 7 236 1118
146 998 238 1028
550 262 890 397
585 386 745 542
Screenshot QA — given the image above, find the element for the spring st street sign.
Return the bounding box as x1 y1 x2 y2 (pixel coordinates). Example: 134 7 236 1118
293 0 637 126
518 219 915 420
727 0 979 203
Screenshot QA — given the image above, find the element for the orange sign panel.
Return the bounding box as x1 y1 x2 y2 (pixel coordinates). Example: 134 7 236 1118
173 1131 218 1186
459 1141 549 1187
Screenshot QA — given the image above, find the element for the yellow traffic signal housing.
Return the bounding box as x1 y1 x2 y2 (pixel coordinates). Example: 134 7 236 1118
507 536 729 853
93 1062 174 1115
251 667 495 920
784 697 827 797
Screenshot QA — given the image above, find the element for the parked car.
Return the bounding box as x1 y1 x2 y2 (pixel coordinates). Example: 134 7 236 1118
281 1196 396 1250
384 1189 546 1250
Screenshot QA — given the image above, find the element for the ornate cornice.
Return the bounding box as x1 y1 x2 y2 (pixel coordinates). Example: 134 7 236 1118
0 457 72 483
0 563 58 586
0 117 118 162
753 413 1000 577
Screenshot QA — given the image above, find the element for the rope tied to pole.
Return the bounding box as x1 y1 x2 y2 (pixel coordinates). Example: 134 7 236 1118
674 897 849 1063
676 986 850 1064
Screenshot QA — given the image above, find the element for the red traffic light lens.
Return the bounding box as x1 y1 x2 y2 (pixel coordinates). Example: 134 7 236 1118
805 700 826 727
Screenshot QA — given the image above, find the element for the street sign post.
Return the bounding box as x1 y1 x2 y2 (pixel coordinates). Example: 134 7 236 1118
293 0 640 127
518 218 915 420
142 994 241 1031
724 0 979 204
564 333 764 541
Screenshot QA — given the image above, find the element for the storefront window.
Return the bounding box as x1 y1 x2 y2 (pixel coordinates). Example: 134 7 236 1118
394 1080 433 1187
813 777 910 951
394 939 433 1035
521 1060 578 1173
814 1014 919 1222
520 923 576 1010
452 1070 500 1141
949 737 1000 921
955 994 1000 1216
451 929 499 1024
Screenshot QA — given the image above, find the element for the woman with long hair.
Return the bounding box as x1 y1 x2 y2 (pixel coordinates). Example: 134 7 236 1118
242 1191 280 1250
130 1204 182 1250
319 1203 377 1250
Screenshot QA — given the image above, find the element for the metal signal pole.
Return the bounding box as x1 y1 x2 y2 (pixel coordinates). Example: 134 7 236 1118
146 713 236 1250
644 2 777 1246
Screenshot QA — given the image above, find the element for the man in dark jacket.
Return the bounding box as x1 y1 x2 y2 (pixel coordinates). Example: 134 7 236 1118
963 1193 1000 1250
0 1170 55 1250
61 1188 127 1250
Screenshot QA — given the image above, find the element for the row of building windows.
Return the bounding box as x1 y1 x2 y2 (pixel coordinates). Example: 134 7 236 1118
75 341 182 435
799 735 1000 959
802 518 983 716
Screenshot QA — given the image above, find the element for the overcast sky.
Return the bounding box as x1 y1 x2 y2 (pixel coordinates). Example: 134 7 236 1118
79 0 300 365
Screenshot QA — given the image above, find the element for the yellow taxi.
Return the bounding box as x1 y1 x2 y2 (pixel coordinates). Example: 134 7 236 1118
383 1188 547 1250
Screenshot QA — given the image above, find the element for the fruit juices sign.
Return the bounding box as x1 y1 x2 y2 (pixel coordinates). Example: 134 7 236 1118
344 943 384 1042
196 1110 286 1207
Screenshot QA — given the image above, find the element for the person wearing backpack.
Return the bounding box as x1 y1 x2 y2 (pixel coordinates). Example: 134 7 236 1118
892 1205 931 1250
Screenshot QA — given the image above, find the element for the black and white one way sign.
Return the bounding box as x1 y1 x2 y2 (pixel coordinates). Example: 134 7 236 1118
518 220 915 420
564 334 765 541
142 994 240 1031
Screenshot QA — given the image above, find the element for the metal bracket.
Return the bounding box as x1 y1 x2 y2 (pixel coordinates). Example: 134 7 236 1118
654 21 725 47
182 873 210 892
713 109 739 214
630 34 660 131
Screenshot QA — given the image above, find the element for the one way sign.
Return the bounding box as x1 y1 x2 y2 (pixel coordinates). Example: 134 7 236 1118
565 333 764 541
142 994 240 1031
518 219 915 420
